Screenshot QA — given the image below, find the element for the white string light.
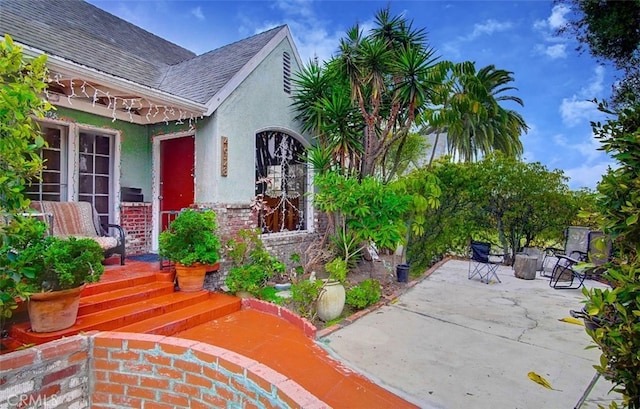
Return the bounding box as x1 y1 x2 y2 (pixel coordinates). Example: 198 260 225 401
46 71 202 126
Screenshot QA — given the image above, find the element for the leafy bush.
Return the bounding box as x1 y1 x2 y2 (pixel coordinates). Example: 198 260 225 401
224 228 285 295
290 279 322 319
346 279 381 310
159 209 221 266
325 257 348 282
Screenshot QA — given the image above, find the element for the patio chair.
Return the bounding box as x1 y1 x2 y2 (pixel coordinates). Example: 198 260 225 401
540 226 590 278
468 241 503 284
549 254 588 289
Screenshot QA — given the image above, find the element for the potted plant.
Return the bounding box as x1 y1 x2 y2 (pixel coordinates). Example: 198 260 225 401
159 209 221 292
11 229 105 333
224 228 284 297
316 257 347 322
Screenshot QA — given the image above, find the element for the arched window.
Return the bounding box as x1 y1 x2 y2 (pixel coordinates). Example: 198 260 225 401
255 131 306 233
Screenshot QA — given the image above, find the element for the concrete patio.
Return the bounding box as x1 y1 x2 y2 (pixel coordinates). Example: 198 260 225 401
321 258 621 408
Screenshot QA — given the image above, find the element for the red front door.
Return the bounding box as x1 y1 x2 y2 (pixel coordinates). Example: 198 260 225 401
160 136 194 231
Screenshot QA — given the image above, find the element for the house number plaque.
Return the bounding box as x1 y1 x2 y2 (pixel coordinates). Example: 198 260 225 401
221 136 228 177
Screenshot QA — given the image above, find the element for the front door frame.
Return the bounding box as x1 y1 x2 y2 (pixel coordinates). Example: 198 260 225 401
151 130 195 252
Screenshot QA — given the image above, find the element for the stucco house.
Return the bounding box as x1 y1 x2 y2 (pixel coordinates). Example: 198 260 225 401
0 0 318 263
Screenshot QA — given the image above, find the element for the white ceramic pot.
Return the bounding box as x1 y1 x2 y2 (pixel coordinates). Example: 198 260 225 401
316 279 346 322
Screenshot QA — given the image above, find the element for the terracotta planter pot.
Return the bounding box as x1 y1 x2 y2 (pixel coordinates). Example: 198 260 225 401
28 284 85 333
316 279 346 322
175 262 207 292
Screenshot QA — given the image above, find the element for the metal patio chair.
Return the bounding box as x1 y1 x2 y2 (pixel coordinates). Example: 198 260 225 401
468 241 503 284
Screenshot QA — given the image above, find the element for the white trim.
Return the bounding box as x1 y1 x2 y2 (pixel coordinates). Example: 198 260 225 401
151 130 196 252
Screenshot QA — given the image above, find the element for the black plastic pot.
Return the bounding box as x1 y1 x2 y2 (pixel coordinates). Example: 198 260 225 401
396 264 410 283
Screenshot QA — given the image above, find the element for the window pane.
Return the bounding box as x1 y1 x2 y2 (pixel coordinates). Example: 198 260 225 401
96 136 110 155
44 128 61 148
95 156 109 174
95 176 109 194
42 193 61 201
79 154 93 173
79 133 94 153
95 196 109 214
41 171 60 184
79 175 93 194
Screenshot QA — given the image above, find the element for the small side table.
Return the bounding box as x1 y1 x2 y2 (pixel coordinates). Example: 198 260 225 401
514 254 538 280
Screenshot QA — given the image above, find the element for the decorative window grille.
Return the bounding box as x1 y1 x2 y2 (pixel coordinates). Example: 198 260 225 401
283 52 291 94
255 131 306 233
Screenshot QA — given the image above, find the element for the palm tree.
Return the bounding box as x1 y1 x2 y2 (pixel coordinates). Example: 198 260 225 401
447 64 527 162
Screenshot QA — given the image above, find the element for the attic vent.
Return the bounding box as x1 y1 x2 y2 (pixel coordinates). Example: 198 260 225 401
283 52 291 94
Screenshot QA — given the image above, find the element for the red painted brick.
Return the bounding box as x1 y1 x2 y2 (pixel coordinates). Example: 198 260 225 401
68 350 89 363
128 386 156 400
247 364 287 392
173 383 200 397
139 376 170 390
94 381 125 395
0 348 37 370
42 365 80 385
202 392 228 407
110 372 139 385
111 350 140 361
159 392 190 407
144 354 172 367
91 392 110 404
93 334 124 349
156 366 183 380
111 393 142 407
93 358 119 371
202 365 230 384
123 362 153 373
185 373 213 389
173 359 201 374
158 337 199 355
39 337 86 360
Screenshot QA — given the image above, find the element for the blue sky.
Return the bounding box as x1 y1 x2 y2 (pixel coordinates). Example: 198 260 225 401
87 0 618 190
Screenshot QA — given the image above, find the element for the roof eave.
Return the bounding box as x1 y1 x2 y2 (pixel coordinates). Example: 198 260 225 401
21 44 208 116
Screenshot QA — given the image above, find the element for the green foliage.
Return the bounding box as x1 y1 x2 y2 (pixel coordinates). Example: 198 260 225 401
290 279 322 319
223 228 285 295
15 236 104 292
582 101 640 408
346 279 381 310
313 171 412 255
0 35 53 320
258 286 285 305
407 155 578 269
0 35 52 213
325 257 348 283
159 209 221 266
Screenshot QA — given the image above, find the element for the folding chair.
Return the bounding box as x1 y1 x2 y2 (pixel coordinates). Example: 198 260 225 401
468 241 503 284
549 254 588 289
540 226 590 278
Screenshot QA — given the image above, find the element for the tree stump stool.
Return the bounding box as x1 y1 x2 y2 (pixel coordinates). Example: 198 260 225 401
514 254 537 280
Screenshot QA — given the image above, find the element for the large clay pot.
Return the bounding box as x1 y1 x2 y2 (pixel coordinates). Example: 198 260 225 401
316 279 346 322
174 262 207 292
28 284 85 333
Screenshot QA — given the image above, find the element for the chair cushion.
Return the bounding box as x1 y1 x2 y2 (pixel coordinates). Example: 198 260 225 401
56 235 119 251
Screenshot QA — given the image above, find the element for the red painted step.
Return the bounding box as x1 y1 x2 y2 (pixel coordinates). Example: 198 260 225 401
11 291 212 345
116 293 241 336
78 281 176 316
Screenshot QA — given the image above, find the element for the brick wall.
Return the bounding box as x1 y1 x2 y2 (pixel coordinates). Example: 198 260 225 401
0 337 91 409
120 202 152 256
0 333 326 409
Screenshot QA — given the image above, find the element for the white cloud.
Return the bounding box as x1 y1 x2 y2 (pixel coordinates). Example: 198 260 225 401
560 98 598 127
467 19 513 41
564 161 613 190
191 6 204 21
548 4 570 29
559 66 606 126
541 43 566 59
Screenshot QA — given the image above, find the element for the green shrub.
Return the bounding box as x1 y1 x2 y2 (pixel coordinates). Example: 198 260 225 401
159 209 221 266
346 279 381 310
325 257 348 282
290 279 322 319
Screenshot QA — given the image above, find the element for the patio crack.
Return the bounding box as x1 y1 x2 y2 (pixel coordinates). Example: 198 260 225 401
512 298 539 343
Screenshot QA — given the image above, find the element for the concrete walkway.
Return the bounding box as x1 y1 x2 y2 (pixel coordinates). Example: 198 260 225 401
321 259 621 409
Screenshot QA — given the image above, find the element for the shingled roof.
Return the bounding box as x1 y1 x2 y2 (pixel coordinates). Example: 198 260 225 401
0 0 287 105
